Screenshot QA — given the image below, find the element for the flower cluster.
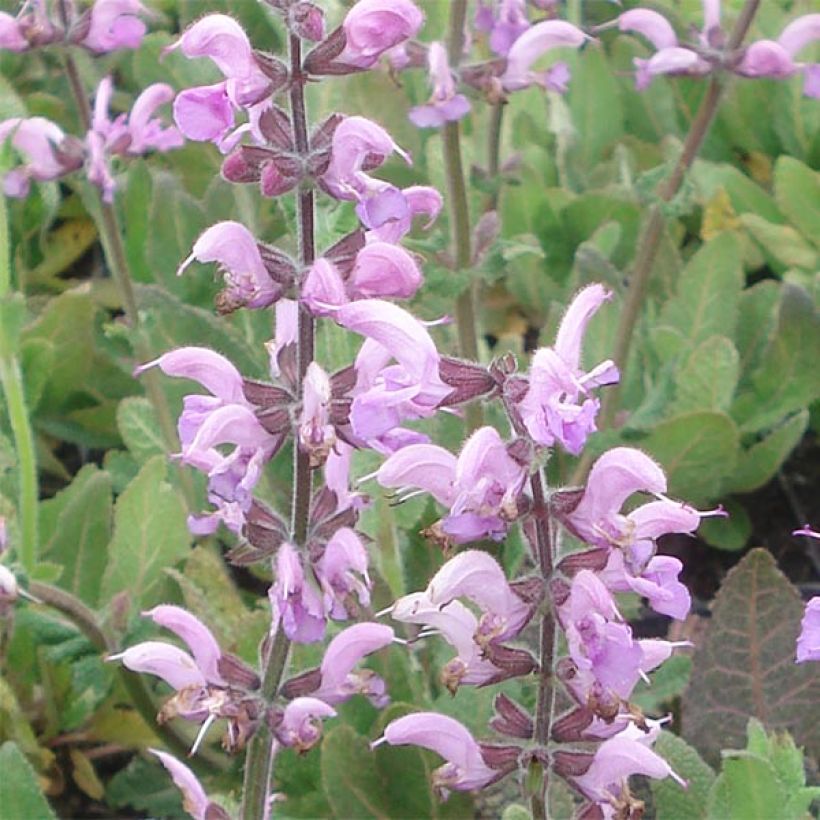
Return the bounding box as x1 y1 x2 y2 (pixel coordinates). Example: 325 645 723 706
615 2 820 96
0 76 181 201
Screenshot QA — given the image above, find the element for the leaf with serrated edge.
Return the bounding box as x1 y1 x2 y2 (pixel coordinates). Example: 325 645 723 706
0 742 56 819
659 233 744 350
651 731 715 820
682 549 820 766
706 753 786 820
641 411 739 504
101 456 190 614
42 466 112 608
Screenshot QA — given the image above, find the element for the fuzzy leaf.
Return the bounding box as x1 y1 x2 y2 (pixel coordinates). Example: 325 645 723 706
682 549 820 766
102 456 190 614
640 411 739 504
774 156 820 248
0 742 56 819
674 335 739 413
117 397 166 464
651 731 715 820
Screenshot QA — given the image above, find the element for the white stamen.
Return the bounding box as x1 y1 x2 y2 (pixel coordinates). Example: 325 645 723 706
190 713 217 757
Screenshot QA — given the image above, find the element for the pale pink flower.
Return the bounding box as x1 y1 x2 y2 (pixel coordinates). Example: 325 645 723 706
796 597 820 663
270 543 326 643
276 697 336 751
81 0 147 53
409 42 471 129
338 0 424 69
151 750 228 820
501 20 588 91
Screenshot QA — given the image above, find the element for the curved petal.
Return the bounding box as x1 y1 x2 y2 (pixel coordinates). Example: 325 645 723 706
618 9 678 51
778 13 820 58
143 605 225 685
503 20 588 90
115 641 206 690
553 285 612 371
173 83 234 143
317 622 394 693
349 242 423 300
376 443 457 505
151 750 210 820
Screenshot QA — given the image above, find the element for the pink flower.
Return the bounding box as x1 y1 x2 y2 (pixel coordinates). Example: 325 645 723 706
338 299 451 446
178 222 282 310
338 0 424 69
375 713 499 797
796 597 820 663
501 20 588 91
348 242 423 300
738 14 820 97
376 427 526 543
571 723 685 809
365 185 442 244
81 0 147 53
0 117 77 198
151 750 228 820
518 284 619 455
173 83 235 145
486 0 531 57
276 697 337 751
298 362 337 466
312 622 394 706
270 543 326 643
0 12 29 52
315 528 371 619
409 42 471 129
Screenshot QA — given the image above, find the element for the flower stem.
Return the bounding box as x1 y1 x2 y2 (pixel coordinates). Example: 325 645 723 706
586 0 762 469
61 49 195 509
0 160 38 574
444 0 483 431
529 468 554 818
484 102 505 211
240 33 316 820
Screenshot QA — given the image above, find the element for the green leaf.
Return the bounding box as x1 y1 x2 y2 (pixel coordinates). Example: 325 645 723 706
0 742 56 819
102 456 190 614
707 753 787 820
651 731 715 820
682 549 820 766
19 338 54 412
106 754 186 818
724 410 809 495
675 335 739 413
773 156 820 248
698 498 751 552
321 724 390 819
740 214 818 271
731 284 820 433
117 397 165 464
567 47 624 170
641 411 739 504
659 234 744 350
22 292 96 409
735 280 780 381
41 465 112 607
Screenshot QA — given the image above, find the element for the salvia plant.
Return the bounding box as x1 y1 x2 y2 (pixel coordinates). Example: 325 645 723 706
0 0 818 819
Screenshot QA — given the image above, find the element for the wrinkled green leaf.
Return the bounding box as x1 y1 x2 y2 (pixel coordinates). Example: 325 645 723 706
117 396 165 464
675 335 739 414
682 549 820 765
651 731 715 820
773 156 820 248
102 456 190 613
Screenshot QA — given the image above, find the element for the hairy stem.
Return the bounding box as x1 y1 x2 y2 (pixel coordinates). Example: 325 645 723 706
241 33 315 820
443 0 483 431
29 581 224 771
595 0 761 439
529 469 554 818
61 50 195 508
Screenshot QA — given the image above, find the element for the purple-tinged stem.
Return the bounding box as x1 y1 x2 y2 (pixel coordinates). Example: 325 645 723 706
589 0 762 457
528 468 554 819
444 0 483 431
241 32 315 820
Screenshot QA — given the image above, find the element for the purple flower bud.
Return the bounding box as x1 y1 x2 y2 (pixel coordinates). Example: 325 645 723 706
313 622 393 705
796 597 820 663
409 42 471 129
490 692 533 739
276 697 336 751
338 0 424 69
81 0 147 53
290 2 325 42
502 20 588 91
376 713 499 796
178 221 281 310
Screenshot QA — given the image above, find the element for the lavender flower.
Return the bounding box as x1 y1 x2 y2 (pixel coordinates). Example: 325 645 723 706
796 597 820 663
338 0 424 70
409 42 471 129
81 0 148 53
151 750 229 820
